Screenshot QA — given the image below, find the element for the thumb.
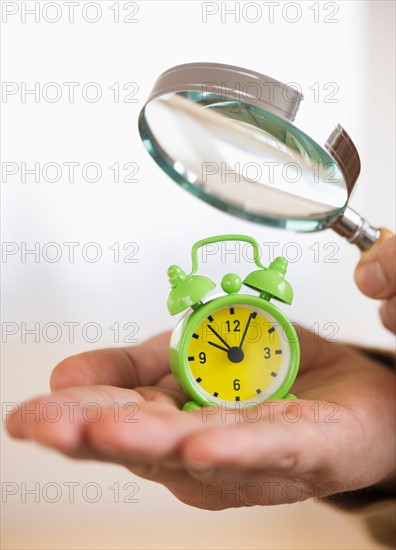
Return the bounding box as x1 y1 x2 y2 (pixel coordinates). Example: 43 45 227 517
354 230 396 299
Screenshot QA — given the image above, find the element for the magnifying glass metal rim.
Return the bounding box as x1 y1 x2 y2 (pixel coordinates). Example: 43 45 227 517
139 62 380 250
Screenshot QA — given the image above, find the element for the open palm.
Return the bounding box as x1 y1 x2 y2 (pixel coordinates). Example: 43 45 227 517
7 328 395 510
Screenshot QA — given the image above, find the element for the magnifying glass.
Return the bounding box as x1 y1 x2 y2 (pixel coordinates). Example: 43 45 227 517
138 62 381 251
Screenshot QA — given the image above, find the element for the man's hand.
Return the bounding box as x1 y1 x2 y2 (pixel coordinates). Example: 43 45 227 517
355 233 396 333
6 329 395 510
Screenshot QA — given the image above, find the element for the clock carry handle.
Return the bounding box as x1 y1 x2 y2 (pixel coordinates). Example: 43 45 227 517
167 234 294 315
189 234 265 276
189 234 294 304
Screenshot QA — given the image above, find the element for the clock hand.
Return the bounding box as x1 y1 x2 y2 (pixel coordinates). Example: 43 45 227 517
207 324 231 350
208 341 230 353
239 313 254 350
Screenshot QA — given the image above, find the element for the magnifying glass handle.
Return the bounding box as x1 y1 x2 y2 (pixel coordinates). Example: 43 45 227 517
332 207 382 251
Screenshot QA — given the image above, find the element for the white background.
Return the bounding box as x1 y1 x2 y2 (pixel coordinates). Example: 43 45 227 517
1 1 395 549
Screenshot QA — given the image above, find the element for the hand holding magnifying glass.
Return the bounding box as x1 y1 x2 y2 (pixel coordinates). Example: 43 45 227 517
355 231 396 334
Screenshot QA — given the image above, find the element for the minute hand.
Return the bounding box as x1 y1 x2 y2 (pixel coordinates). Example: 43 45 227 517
239 313 254 350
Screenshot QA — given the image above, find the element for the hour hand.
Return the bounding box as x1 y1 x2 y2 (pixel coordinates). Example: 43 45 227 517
208 341 230 353
207 325 231 350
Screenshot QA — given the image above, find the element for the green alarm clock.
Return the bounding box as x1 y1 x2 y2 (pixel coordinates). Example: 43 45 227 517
167 234 300 411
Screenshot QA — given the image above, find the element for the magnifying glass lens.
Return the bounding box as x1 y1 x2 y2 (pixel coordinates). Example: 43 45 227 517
141 91 348 232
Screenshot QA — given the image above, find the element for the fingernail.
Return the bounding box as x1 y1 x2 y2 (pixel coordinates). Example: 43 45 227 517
355 262 386 295
190 466 217 477
186 459 214 470
277 456 296 469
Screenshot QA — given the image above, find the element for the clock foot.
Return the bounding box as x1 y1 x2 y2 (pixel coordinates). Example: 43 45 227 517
183 401 201 412
285 393 297 399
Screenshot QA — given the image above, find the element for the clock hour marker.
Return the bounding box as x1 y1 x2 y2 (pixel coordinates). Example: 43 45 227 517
268 326 275 334
213 392 219 398
207 315 214 322
192 333 199 339
275 349 282 355
188 356 195 361
230 308 234 315
271 371 277 377
235 396 240 401
256 389 262 394
196 377 202 383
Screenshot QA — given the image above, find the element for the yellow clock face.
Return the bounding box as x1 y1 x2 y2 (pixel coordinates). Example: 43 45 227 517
187 305 289 405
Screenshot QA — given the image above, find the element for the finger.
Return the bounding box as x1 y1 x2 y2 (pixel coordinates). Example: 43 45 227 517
355 232 396 299
379 296 396 334
50 332 171 391
86 404 208 461
179 399 372 492
126 462 200 487
180 402 327 475
6 384 184 452
125 464 232 511
6 385 144 450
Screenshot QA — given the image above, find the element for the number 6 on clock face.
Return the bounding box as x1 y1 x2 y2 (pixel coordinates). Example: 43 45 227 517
167 235 300 411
